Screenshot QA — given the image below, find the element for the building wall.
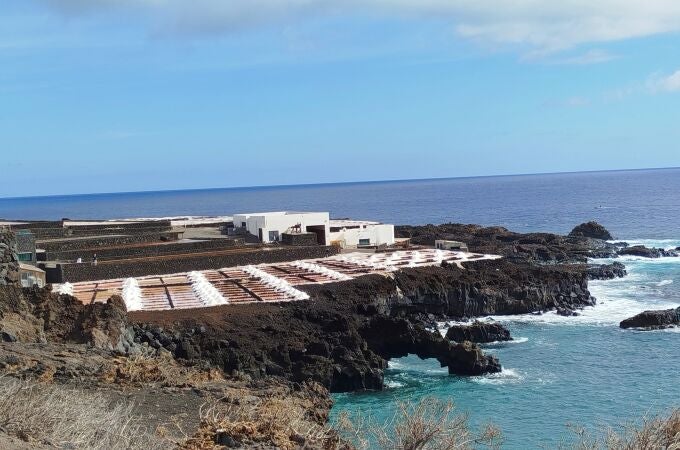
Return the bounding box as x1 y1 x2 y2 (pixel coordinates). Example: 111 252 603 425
233 212 330 244
330 224 395 248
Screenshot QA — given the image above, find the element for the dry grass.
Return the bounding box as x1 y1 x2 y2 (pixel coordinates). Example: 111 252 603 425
336 397 502 450
101 353 223 386
0 377 167 449
181 384 343 450
564 409 680 450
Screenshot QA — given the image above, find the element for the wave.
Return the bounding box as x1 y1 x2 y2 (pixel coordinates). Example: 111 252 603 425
658 280 674 287
472 368 523 385
616 238 680 250
490 295 678 327
483 337 529 347
384 379 405 389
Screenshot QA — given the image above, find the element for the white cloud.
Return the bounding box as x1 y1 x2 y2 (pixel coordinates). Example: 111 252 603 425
34 0 680 52
546 49 619 65
648 69 680 93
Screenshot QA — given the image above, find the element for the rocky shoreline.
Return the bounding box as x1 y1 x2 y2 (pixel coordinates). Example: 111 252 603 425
1 220 677 448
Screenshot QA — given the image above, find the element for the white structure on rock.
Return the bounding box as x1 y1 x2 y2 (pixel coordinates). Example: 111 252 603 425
329 219 395 248
233 211 330 244
232 211 396 248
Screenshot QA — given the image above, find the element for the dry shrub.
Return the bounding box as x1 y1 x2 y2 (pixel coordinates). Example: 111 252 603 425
181 385 343 450
565 409 680 450
0 377 167 449
336 397 501 450
102 353 223 386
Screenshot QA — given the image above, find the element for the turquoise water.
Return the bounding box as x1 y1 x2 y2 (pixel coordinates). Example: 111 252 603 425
331 243 680 448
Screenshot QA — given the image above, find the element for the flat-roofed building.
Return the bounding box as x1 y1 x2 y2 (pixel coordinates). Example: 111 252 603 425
232 211 330 245
329 219 395 249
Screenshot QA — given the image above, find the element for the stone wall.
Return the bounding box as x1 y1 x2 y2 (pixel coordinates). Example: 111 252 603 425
281 232 319 246
15 231 36 264
61 245 340 282
38 231 182 252
0 231 19 286
46 238 245 262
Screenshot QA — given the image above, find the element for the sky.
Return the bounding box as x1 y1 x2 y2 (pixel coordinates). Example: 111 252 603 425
2 1 680 198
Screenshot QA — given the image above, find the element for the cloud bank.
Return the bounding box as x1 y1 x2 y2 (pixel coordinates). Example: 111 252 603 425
37 0 680 52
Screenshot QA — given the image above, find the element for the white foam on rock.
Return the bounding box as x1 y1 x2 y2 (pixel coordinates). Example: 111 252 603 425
188 271 229 306
243 265 310 301
121 278 143 312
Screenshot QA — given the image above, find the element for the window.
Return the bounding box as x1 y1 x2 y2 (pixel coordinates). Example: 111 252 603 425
268 231 280 242
358 238 371 246
18 252 33 262
241 222 246 227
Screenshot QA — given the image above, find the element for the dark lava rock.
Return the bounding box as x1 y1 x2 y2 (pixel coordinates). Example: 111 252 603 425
445 321 512 343
556 307 579 317
395 222 619 264
618 246 679 258
568 222 613 240
620 307 680 330
587 262 627 280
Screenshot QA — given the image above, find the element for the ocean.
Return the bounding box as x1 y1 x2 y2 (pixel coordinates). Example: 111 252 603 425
2 168 679 448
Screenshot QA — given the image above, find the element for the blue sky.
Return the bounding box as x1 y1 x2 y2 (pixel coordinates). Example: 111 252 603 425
2 1 680 198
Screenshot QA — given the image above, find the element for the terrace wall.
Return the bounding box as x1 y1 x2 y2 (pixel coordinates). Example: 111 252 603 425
38 231 182 252
60 245 340 282
47 238 245 262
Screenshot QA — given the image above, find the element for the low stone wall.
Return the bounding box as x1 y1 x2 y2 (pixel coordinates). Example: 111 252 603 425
47 238 245 262
9 221 63 230
63 220 172 231
61 245 340 282
0 231 19 286
281 232 319 246
38 231 182 252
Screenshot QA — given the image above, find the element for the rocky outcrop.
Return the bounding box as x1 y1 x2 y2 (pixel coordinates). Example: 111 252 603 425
620 307 680 330
389 260 595 317
361 316 500 375
0 231 19 287
587 262 627 280
395 223 621 264
446 321 512 343
130 270 508 393
618 246 679 258
568 221 613 240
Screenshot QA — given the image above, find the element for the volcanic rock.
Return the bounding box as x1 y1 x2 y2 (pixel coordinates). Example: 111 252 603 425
586 262 627 280
618 246 679 258
620 307 680 330
446 321 512 343
396 222 619 263
568 222 613 240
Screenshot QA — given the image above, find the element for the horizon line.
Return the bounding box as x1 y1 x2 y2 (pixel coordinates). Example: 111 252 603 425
2 165 679 201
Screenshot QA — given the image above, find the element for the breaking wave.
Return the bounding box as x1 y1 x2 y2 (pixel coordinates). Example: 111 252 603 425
472 368 523 385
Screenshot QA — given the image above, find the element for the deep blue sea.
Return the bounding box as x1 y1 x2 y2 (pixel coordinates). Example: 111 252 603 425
2 168 679 448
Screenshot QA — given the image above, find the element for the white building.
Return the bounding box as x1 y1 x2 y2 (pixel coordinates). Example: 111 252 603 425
232 211 330 244
329 219 395 248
